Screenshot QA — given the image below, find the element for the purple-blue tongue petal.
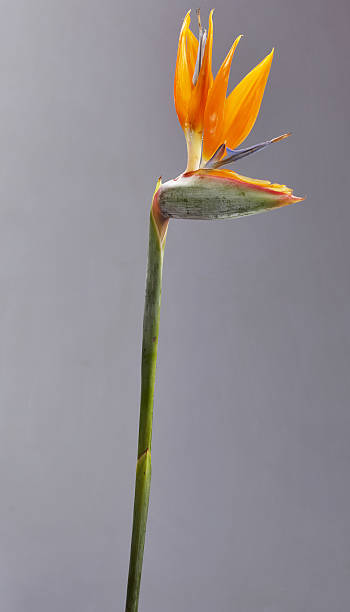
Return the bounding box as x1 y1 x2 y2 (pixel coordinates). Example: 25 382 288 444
204 143 226 168
209 133 291 169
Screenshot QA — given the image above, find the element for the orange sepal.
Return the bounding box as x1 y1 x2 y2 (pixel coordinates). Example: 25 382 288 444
223 49 274 150
186 26 198 77
202 35 242 162
174 11 193 130
187 9 214 132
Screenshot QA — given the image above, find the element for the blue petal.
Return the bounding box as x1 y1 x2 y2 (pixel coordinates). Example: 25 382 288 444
212 133 291 169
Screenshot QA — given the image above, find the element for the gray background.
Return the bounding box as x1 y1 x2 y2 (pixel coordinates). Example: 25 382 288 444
0 1 349 611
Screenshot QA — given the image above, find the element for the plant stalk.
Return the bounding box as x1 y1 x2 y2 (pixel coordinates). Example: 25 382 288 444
125 205 166 612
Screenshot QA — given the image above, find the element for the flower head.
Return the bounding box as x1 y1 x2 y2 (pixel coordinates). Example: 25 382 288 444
174 9 283 172
152 9 302 238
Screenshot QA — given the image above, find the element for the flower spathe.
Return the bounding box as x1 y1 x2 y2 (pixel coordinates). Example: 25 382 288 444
152 9 303 237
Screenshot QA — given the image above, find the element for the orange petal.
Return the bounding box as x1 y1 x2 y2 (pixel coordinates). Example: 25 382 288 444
224 49 274 150
202 35 242 162
174 11 193 130
187 9 214 132
186 26 198 78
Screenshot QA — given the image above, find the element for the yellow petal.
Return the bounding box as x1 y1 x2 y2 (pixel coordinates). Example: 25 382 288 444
174 11 193 130
202 35 242 162
224 49 274 150
187 9 214 132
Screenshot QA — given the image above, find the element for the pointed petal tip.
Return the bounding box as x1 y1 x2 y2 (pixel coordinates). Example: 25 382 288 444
208 8 214 33
265 48 274 65
209 9 215 32
181 10 191 27
263 47 274 67
227 34 243 59
292 195 305 203
279 193 305 208
271 132 291 143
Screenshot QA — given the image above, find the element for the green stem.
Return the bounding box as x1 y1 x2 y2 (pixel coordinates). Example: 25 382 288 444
125 209 166 612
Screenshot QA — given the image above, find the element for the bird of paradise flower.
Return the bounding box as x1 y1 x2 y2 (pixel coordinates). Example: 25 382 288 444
126 10 303 612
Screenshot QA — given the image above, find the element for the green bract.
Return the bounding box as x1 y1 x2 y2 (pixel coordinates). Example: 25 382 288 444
158 170 302 221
